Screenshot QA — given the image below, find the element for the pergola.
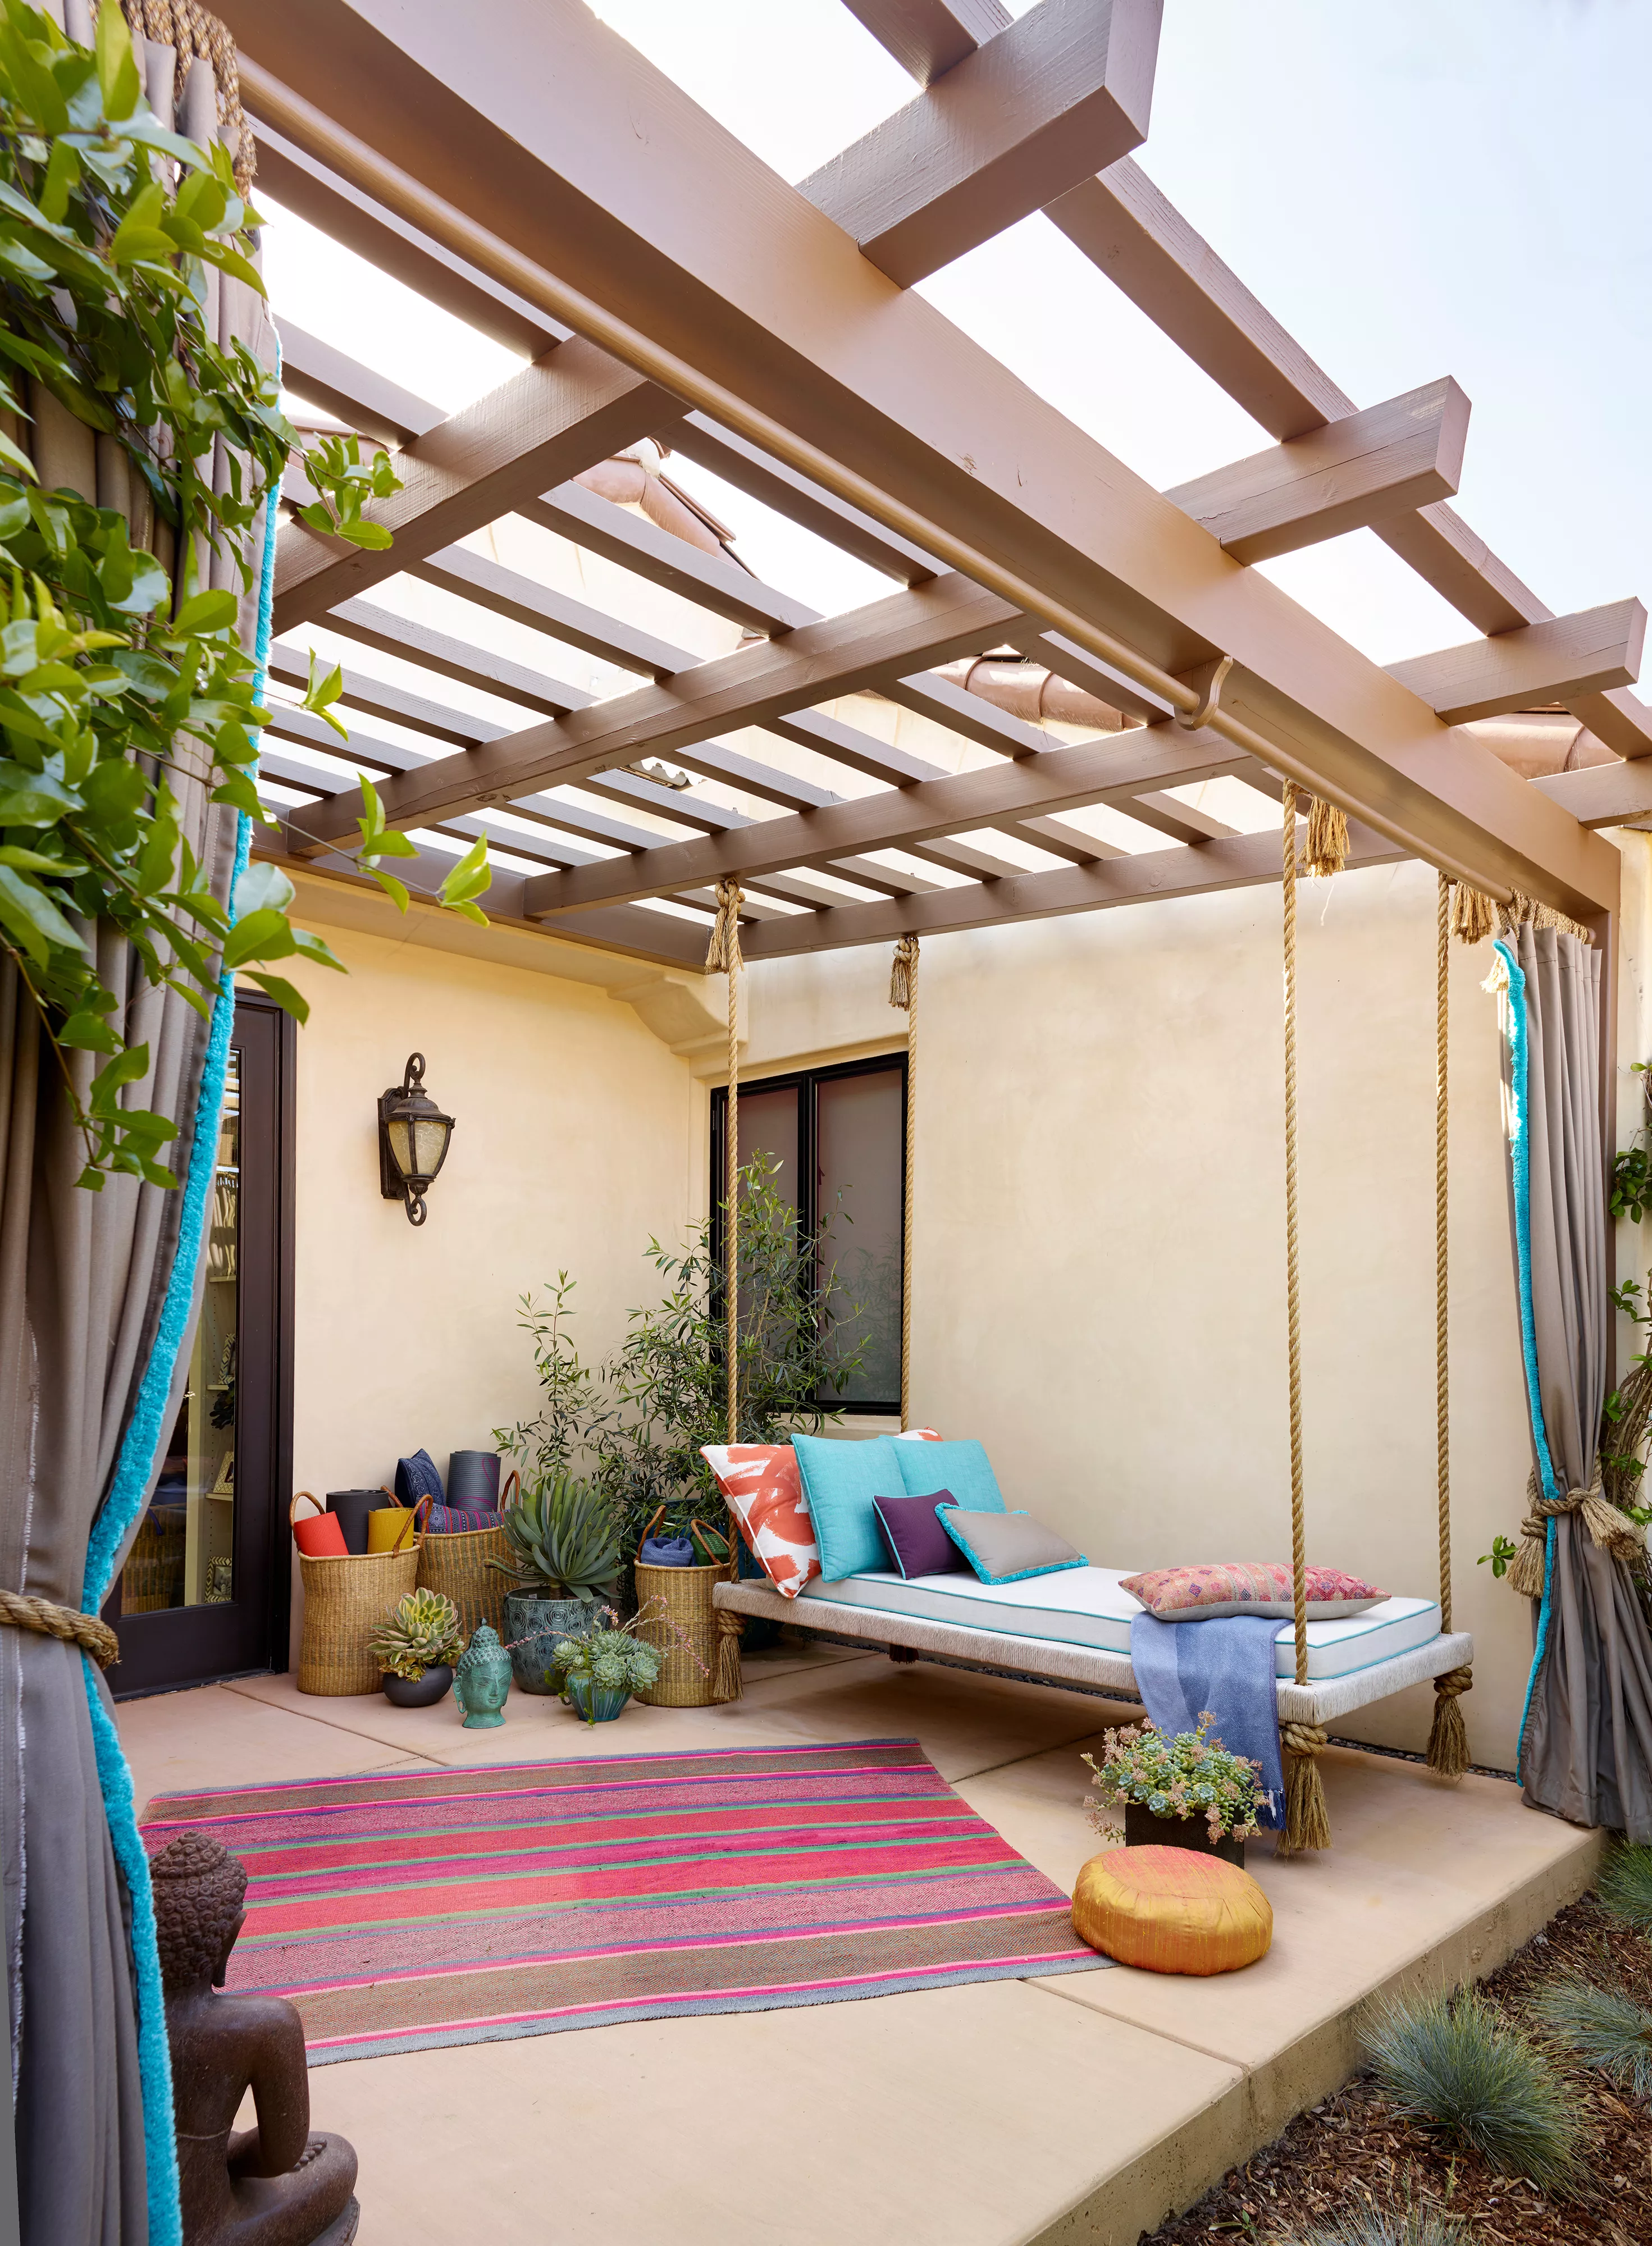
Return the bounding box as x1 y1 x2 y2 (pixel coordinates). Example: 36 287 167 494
222 0 1649 985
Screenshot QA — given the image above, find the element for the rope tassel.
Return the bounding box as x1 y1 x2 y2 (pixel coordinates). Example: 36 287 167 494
1450 882 1497 943
705 878 743 976
1426 1666 1473 1779
889 932 919 1012
1278 1723 1331 1854
1301 796 1348 879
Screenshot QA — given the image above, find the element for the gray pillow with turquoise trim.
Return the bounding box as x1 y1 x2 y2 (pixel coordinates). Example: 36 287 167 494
937 1507 1085 1585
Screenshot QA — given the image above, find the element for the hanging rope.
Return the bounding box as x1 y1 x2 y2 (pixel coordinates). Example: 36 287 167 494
1427 876 1473 1778
1277 787 1331 1855
706 880 745 1702
890 935 919 1423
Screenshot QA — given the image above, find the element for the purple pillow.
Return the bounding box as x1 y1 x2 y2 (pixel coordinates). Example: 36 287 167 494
872 1489 965 1579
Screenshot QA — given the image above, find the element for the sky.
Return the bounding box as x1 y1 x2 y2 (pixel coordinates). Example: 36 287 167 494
263 0 1652 671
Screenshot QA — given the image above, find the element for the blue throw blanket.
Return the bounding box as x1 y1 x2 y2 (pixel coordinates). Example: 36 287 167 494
1129 1612 1285 1829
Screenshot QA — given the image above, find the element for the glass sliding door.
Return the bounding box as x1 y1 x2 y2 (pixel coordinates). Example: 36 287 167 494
107 993 293 1694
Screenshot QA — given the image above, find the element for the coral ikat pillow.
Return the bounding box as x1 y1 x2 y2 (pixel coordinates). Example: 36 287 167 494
701 1445 819 1597
1121 1561 1387 1623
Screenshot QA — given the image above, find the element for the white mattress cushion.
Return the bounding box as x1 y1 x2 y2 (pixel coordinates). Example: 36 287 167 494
800 1564 1441 1681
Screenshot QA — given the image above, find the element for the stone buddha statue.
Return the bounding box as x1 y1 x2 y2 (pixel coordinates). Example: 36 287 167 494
151 1831 359 2246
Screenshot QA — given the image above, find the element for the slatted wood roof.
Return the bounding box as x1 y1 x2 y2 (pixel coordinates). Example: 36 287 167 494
222 0 1651 970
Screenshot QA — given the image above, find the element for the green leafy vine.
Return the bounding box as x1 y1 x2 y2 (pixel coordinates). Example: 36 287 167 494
0 1 487 1187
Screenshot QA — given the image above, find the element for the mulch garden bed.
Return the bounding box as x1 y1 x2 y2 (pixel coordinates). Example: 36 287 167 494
1144 1893 1652 2244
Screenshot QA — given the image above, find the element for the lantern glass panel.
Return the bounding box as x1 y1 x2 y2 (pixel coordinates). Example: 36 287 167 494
413 1115 450 1177
386 1116 414 1178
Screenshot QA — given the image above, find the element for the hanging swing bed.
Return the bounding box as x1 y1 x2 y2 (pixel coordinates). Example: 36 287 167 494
707 755 1591 1853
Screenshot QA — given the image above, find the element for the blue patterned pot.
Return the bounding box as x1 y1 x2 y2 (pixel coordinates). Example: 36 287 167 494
504 1592 600 1694
567 1675 631 1724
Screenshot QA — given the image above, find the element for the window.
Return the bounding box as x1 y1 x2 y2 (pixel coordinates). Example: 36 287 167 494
710 1054 906 1414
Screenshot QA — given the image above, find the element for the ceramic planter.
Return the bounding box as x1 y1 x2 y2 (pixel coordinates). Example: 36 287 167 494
381 1663 453 1709
567 1675 632 1724
503 1591 601 1694
1124 1803 1246 1867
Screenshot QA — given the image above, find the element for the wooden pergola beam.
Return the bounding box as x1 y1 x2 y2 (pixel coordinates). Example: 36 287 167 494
838 0 1009 86
405 543 693 681
519 721 1238 916
226 7 1617 923
1165 378 1469 565
800 0 1160 289
276 319 442 445
272 337 676 633
249 114 562 356
519 480 818 636
668 414 938 585
287 573 1021 850
321 598 587 718
1386 601 1648 727
737 815 1404 956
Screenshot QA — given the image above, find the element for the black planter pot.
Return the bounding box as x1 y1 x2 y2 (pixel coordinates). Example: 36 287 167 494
1124 1803 1245 1867
382 1663 453 1708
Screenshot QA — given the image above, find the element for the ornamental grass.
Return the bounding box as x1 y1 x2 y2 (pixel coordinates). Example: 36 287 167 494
1294 2206 1467 2246
1359 1989 1583 2195
1596 1841 1652 1937
1528 1975 1652 2103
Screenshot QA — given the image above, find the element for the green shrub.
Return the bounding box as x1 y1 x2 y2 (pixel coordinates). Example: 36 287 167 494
1529 1975 1652 2101
1295 2205 1466 2246
1596 1842 1652 1935
1361 1989 1583 2193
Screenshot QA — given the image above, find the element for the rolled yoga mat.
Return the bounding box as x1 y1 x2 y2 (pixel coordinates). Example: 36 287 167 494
447 1450 501 1508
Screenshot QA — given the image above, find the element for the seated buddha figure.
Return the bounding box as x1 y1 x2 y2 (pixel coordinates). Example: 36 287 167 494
150 1831 359 2246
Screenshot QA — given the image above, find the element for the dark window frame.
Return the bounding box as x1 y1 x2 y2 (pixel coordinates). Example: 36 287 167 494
710 1050 907 1416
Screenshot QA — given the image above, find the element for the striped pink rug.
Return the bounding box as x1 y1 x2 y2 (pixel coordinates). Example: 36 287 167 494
140 1737 1108 2060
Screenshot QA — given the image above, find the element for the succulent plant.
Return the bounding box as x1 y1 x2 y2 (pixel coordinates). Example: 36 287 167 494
551 1622 661 1709
367 1588 464 1682
492 1469 620 1603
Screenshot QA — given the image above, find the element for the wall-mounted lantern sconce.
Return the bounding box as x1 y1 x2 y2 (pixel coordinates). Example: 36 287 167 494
378 1053 454 1226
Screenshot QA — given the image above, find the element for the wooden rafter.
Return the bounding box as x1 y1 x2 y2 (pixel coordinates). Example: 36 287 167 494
518 723 1242 917
286 574 1021 851
226 7 1618 920
799 0 1160 288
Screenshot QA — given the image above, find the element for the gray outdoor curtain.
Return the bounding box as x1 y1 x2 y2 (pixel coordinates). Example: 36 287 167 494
1 15 273 2244
1499 920 1652 1839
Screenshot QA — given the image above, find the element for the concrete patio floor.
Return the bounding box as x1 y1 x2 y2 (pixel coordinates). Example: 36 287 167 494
119 1642 1604 2246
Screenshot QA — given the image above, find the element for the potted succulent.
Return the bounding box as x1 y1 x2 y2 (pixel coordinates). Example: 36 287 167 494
368 1588 465 1707
491 1469 621 1695
549 1615 662 1724
1081 1714 1263 1866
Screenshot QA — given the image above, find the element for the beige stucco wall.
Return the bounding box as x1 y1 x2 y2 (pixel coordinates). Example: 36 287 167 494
733 853 1636 1772
273 829 1652 1770
273 879 706 1661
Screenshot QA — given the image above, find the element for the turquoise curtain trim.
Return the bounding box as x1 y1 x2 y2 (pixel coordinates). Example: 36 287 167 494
1495 938 1560 1780
76 473 278 2246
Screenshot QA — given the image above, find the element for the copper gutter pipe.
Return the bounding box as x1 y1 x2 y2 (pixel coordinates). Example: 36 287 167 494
241 58 1518 903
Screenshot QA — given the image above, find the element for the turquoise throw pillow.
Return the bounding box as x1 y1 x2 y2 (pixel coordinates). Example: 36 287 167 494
895 1438 1006 1513
793 1434 905 1581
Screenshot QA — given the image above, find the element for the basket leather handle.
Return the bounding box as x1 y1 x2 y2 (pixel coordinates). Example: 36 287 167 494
394 1499 425 1553
500 1468 520 1510
289 1490 323 1528
640 1504 666 1548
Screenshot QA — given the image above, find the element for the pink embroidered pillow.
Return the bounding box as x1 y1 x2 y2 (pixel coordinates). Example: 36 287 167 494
1120 1562 1387 1623
701 1445 819 1597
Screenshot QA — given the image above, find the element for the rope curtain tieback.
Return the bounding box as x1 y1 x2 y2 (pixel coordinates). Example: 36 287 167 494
707 879 746 1703
0 1588 120 1668
1508 1463 1646 1601
1497 889 1594 946
889 935 919 1423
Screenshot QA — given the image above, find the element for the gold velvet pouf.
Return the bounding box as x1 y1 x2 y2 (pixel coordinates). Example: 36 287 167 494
1072 1845 1272 1975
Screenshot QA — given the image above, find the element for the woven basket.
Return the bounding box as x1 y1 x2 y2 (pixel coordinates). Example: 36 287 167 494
632 1508 740 1708
292 1491 420 1696
413 1473 517 1646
